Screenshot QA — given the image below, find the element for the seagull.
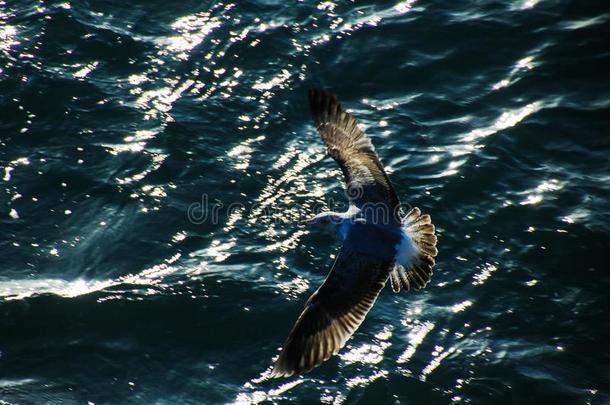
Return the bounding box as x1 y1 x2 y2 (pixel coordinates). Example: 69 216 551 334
269 89 438 378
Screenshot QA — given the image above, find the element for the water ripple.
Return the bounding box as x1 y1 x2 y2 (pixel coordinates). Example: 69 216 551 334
1 0 609 403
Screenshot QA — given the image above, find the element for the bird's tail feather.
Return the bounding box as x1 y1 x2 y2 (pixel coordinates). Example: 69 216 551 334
390 207 438 292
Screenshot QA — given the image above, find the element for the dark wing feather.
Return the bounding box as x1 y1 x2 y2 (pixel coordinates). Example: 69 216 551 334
309 88 402 224
270 248 393 377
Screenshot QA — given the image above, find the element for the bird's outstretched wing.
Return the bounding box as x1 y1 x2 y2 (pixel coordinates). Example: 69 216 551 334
270 248 393 377
309 88 401 224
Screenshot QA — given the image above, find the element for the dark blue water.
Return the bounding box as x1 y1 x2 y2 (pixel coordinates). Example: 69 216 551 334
1 0 609 403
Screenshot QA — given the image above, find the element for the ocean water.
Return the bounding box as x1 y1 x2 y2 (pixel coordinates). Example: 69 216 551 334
1 0 609 403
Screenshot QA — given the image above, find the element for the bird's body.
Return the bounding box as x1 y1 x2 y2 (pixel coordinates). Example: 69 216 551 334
269 89 438 378
337 210 418 267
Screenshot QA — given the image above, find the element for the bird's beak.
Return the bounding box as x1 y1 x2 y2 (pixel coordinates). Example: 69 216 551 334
298 217 314 226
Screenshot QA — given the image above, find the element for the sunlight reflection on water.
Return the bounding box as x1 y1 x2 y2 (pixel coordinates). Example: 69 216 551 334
463 101 543 143
2 0 608 403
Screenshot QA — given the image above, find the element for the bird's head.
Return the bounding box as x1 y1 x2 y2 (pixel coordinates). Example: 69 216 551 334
299 212 344 237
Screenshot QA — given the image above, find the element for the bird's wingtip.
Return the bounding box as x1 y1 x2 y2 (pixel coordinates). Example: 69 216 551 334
267 364 295 379
307 87 336 101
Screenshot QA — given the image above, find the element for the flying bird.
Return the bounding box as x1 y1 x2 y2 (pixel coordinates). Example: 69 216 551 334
270 89 438 378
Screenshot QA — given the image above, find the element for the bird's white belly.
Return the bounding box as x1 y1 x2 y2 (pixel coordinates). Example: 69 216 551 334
394 230 419 268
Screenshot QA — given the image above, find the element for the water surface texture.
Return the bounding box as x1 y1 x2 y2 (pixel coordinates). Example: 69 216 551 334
1 0 609 403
